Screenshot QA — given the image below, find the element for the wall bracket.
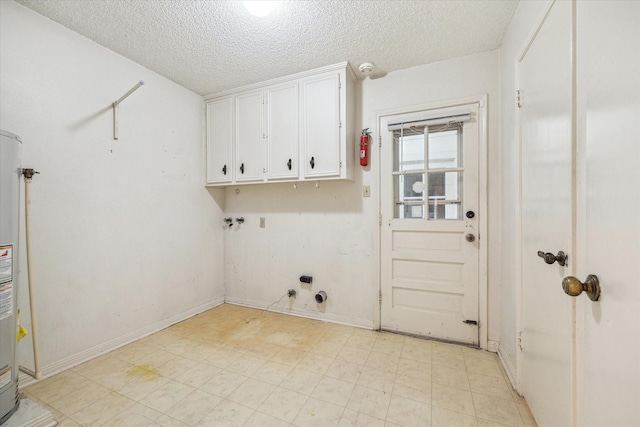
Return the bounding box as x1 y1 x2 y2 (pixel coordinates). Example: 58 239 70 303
112 80 144 140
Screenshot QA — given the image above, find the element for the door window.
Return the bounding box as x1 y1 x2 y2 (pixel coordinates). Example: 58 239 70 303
393 124 463 220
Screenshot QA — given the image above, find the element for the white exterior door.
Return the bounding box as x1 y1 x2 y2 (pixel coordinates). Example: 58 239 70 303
380 103 481 345
519 1 573 425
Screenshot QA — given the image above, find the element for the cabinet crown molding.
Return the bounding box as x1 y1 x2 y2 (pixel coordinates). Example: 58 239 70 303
203 61 356 101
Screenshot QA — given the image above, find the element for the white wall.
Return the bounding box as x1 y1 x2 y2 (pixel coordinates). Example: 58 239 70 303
0 1 225 377
0 0 504 377
224 50 501 343
497 0 549 385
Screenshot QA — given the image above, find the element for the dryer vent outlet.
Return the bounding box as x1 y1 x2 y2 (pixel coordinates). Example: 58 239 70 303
315 291 327 304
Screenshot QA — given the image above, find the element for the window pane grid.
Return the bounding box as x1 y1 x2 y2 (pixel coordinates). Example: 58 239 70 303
392 124 464 220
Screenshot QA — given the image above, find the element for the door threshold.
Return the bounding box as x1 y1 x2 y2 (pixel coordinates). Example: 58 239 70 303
380 328 480 349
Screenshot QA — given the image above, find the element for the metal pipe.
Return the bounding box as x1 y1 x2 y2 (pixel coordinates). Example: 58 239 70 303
114 80 145 106
22 170 42 379
18 365 36 378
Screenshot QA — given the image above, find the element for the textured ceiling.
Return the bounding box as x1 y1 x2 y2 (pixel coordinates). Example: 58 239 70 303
15 0 518 95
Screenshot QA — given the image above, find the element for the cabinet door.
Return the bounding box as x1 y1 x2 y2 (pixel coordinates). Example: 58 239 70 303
235 90 264 182
267 83 298 180
301 73 341 178
206 97 233 184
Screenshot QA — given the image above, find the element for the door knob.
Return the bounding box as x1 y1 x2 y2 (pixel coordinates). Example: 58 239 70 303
562 275 600 301
537 250 567 266
465 233 475 242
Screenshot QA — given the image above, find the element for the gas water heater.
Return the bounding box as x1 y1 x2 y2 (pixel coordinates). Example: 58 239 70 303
0 130 21 423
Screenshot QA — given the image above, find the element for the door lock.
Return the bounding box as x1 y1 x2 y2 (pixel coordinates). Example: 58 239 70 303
466 210 475 219
562 275 601 301
465 233 476 242
537 250 567 266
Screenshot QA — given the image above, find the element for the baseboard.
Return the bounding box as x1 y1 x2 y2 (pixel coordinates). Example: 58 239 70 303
4 398 57 427
18 296 225 389
487 339 500 353
498 341 518 392
224 296 375 330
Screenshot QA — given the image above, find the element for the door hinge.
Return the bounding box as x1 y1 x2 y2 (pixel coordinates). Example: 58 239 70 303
517 331 524 350
463 320 478 326
339 121 342 129
516 90 522 108
379 290 382 304
378 135 382 148
339 161 342 169
379 213 382 226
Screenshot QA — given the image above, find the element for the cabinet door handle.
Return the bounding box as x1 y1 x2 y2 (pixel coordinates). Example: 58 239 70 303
287 158 292 170
310 157 315 169
222 164 227 175
240 163 245 174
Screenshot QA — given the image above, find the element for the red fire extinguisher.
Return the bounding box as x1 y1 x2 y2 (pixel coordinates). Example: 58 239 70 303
360 128 370 166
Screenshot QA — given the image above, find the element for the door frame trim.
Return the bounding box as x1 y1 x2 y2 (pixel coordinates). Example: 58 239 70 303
373 94 489 350
514 0 556 396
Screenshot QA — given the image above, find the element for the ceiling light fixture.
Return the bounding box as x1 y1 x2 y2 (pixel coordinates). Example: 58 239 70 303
358 62 375 75
244 1 277 17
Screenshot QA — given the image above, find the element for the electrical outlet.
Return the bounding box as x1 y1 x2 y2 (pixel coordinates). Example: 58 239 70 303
363 185 371 198
260 217 266 228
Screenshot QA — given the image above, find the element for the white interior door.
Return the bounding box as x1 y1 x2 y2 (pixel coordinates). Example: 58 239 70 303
380 104 480 345
519 1 574 425
575 1 640 425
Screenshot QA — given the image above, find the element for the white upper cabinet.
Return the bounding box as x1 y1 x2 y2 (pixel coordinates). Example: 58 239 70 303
301 72 341 178
204 62 355 186
206 97 233 184
267 82 298 180
235 90 264 182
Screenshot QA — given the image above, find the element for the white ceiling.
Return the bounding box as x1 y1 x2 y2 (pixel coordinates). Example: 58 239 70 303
15 0 518 96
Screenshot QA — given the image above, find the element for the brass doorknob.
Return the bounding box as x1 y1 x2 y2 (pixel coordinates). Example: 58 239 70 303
537 250 567 266
562 275 601 301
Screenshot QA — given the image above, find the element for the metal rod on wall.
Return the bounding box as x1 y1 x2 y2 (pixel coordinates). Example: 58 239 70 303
113 80 145 140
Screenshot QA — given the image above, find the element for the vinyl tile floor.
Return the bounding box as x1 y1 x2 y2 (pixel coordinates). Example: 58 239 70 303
22 304 537 426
